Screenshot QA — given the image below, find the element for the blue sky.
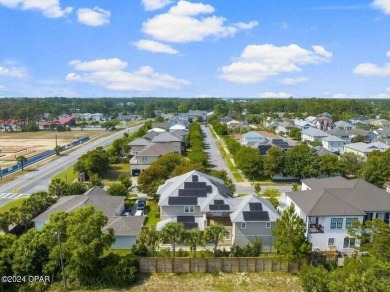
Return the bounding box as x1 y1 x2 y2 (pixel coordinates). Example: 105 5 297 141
0 0 390 98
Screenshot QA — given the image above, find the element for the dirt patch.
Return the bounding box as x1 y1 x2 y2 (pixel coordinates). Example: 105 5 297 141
127 272 302 292
0 130 100 167
257 131 281 139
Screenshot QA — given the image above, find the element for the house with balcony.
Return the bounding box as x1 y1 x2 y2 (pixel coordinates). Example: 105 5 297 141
316 117 334 131
321 135 345 153
156 171 279 249
285 177 390 252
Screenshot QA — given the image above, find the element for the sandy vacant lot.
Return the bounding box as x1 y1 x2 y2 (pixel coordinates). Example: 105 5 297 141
0 130 101 167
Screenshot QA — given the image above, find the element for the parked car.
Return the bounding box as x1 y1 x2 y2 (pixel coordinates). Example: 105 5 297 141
134 210 144 216
123 211 131 217
136 198 147 211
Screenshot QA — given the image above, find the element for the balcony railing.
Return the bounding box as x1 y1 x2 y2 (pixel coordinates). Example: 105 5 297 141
309 223 324 233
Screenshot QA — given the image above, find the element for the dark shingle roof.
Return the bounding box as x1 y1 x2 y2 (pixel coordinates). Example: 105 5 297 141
103 216 145 236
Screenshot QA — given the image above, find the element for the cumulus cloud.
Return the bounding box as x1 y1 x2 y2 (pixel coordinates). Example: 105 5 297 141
280 76 309 85
134 39 178 54
220 44 332 83
371 0 390 14
0 66 25 78
354 52 390 76
77 7 111 26
329 93 363 99
371 92 390 98
142 0 258 43
0 0 72 18
142 0 173 11
66 58 189 91
257 92 293 98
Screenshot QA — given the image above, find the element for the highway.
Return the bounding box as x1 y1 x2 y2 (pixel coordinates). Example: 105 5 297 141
0 125 142 207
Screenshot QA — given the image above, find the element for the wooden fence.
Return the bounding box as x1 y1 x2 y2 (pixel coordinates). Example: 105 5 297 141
139 257 305 273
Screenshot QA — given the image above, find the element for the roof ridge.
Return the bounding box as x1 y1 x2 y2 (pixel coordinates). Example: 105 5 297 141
321 188 363 213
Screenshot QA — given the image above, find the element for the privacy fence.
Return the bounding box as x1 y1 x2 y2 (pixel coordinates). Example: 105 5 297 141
139 257 307 273
0 136 89 177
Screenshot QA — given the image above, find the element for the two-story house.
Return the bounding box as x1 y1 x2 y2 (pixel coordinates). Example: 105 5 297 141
240 131 268 147
156 171 280 249
301 128 330 142
334 121 354 131
321 135 345 153
326 129 351 143
285 177 390 252
275 122 295 135
316 117 334 131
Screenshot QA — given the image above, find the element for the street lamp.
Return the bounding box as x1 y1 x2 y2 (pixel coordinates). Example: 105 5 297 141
55 231 67 290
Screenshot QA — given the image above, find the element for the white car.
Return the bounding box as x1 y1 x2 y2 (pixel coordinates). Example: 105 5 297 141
123 212 131 217
134 210 144 216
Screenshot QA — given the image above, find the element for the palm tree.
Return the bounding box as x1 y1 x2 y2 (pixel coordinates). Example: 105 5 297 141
161 222 185 257
138 228 160 256
16 155 27 171
49 178 68 198
184 228 204 257
204 224 228 256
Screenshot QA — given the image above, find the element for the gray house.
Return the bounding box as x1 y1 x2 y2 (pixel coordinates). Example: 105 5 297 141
156 171 280 249
33 187 144 249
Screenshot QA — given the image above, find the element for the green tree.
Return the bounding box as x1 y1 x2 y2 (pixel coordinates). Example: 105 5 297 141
285 144 319 179
263 146 284 177
360 149 390 187
74 147 111 177
291 183 300 192
66 182 88 195
137 228 160 256
183 228 204 257
272 205 311 261
204 224 228 256
234 146 264 180
318 154 344 177
0 234 17 291
339 152 365 177
88 173 104 188
118 174 133 190
54 145 62 156
107 183 129 197
160 222 185 257
210 170 236 193
178 102 189 113
16 155 27 171
351 135 365 143
289 127 302 140
254 183 262 194
49 178 68 198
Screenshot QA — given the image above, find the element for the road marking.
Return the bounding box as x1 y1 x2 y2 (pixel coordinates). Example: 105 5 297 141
0 193 31 199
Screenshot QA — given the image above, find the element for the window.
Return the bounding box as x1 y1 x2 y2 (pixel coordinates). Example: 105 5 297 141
241 223 246 229
224 231 230 240
141 156 147 163
328 238 335 246
343 237 356 248
266 222 271 228
330 218 343 229
184 206 194 213
346 218 358 228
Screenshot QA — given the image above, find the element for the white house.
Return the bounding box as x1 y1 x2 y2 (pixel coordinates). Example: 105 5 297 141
294 120 316 130
321 135 345 153
275 122 295 135
286 177 390 252
343 141 390 159
334 121 354 131
301 128 330 142
239 131 268 147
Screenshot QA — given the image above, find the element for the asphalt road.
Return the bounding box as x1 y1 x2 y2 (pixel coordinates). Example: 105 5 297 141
0 125 142 207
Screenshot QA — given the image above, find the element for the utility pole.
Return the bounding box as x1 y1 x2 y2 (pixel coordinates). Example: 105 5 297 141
56 232 67 290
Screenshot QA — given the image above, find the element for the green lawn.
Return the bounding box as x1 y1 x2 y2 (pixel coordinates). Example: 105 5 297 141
51 165 78 182
0 198 28 214
144 200 160 228
102 163 130 186
216 142 244 182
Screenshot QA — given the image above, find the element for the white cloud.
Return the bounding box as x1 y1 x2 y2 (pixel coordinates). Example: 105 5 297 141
329 93 363 99
257 92 293 98
280 76 309 85
371 0 390 14
0 66 25 78
0 0 72 18
77 7 110 26
134 39 178 54
0 84 7 90
371 92 390 98
69 58 128 71
142 0 258 43
220 44 332 83
66 58 189 92
142 0 173 11
354 51 390 76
